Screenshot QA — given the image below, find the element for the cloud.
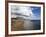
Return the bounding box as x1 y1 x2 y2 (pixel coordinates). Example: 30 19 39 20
11 6 40 20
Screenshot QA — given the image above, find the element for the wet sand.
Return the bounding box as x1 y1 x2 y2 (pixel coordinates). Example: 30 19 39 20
11 18 40 31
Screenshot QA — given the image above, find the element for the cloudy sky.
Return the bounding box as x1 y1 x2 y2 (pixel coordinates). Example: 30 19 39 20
11 5 41 20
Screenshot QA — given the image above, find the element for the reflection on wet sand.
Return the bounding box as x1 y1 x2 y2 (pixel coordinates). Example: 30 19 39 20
11 17 40 31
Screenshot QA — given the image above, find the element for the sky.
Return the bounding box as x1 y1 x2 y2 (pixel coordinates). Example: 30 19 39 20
31 7 41 17
30 6 41 20
11 6 41 20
